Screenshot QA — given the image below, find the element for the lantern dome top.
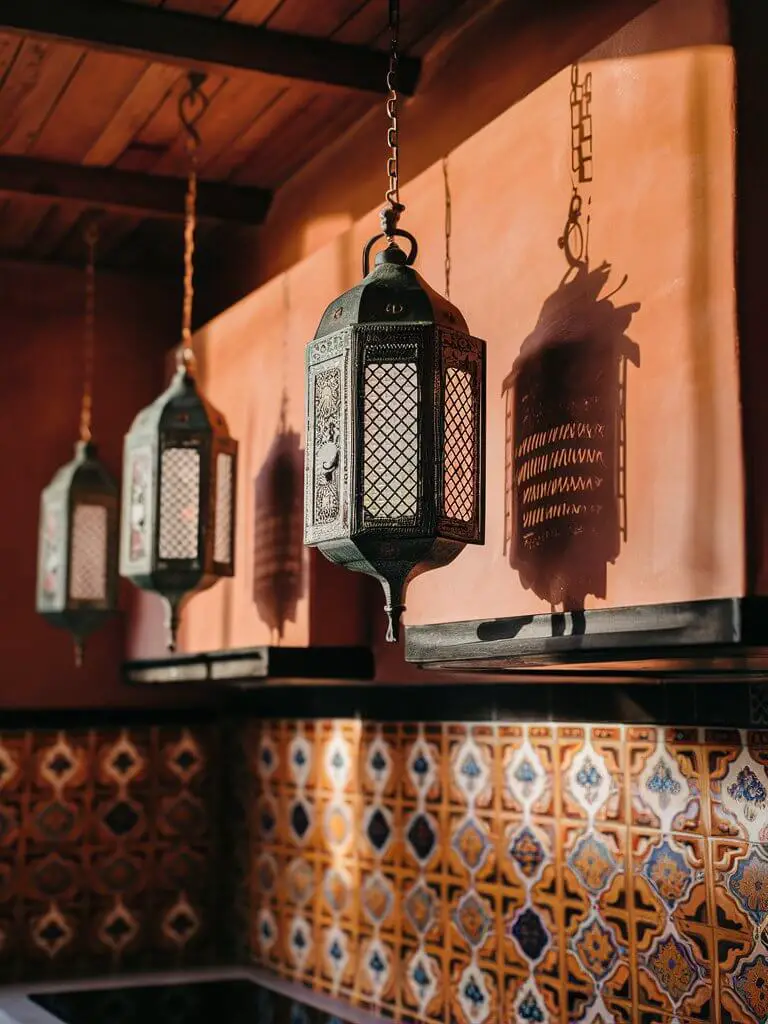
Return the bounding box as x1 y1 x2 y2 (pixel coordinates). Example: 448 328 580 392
44 440 114 496
126 366 231 439
314 240 468 340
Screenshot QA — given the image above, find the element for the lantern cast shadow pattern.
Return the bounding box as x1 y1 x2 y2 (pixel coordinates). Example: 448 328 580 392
120 367 237 650
252 400 304 642
36 440 119 661
304 240 485 641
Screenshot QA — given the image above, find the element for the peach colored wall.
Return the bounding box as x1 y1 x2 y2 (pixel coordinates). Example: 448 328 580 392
188 0 741 651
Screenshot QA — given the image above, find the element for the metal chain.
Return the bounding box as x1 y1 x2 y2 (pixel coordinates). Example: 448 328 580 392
380 0 405 237
443 155 452 299
177 73 209 372
79 220 98 443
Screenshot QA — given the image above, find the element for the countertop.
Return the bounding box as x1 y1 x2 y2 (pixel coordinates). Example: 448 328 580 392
0 966 386 1024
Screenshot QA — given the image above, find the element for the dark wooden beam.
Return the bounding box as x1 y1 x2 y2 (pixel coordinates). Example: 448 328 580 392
0 0 421 96
0 155 272 225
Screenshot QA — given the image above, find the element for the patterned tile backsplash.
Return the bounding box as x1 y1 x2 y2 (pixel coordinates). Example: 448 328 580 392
0 720 219 982
245 720 768 1024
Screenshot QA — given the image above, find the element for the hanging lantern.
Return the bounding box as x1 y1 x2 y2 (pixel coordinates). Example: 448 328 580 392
119 73 238 651
36 223 119 665
303 0 486 642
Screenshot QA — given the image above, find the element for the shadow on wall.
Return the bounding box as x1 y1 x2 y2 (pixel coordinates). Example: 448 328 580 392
502 189 641 614
251 392 305 642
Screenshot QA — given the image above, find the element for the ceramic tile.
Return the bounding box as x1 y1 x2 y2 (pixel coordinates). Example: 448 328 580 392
708 730 768 844
559 725 625 824
628 726 706 834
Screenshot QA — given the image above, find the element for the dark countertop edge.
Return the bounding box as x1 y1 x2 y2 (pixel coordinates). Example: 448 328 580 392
0 965 386 1024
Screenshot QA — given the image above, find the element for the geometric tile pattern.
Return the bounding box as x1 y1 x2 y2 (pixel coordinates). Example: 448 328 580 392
247 720 768 1024
0 721 217 984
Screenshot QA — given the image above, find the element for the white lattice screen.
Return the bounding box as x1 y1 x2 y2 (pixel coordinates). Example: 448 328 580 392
70 504 108 601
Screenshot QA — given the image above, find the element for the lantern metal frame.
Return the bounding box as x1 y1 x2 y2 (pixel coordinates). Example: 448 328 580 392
119 72 238 651
36 223 120 664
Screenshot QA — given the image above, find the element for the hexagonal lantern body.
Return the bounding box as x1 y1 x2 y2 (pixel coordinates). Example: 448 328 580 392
304 242 485 641
120 366 237 649
36 440 119 660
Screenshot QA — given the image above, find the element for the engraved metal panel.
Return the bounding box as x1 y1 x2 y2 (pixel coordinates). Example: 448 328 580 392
38 500 66 609
125 446 152 567
305 329 350 546
214 452 233 564
363 361 419 520
158 447 200 560
69 504 108 602
313 367 341 525
443 367 475 522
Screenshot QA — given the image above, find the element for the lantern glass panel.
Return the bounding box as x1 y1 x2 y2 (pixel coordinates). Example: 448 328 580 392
124 445 153 569
443 367 476 523
363 359 420 521
69 504 108 602
38 499 66 609
158 446 201 560
214 451 234 564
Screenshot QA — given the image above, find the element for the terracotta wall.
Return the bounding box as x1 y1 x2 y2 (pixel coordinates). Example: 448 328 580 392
190 0 741 655
0 259 188 706
244 715 768 1024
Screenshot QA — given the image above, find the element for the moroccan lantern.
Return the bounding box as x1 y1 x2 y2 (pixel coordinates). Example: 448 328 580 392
303 0 485 642
36 223 119 665
119 74 237 651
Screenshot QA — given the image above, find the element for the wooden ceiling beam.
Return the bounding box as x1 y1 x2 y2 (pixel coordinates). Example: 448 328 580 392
0 0 421 96
0 155 273 225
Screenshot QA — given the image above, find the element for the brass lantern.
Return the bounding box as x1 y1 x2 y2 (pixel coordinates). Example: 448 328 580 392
119 74 238 651
36 225 119 665
303 0 485 642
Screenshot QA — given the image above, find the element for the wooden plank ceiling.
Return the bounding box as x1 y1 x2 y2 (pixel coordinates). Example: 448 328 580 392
0 0 471 272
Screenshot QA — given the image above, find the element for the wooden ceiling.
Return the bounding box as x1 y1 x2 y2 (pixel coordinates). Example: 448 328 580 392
0 0 472 272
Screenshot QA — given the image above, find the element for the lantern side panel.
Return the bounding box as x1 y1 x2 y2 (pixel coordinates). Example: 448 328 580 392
437 329 485 544
158 446 201 561
304 329 352 546
121 443 155 576
214 451 232 565
69 504 108 603
37 495 68 612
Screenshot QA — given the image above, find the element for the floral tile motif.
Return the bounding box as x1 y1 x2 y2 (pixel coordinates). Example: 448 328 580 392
629 727 703 833
709 737 768 844
559 727 623 823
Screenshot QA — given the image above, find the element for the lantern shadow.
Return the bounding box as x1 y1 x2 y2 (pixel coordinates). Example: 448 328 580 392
251 396 305 642
502 261 641 612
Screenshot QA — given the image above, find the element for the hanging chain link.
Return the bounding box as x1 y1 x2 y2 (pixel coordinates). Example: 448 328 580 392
380 0 405 237
79 220 99 444
443 155 452 299
177 72 209 372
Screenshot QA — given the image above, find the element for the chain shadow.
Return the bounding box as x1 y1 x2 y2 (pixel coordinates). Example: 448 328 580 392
251 393 305 642
502 259 641 616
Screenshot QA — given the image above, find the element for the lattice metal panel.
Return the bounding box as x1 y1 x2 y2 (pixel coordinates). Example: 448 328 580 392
363 361 419 520
70 504 108 601
158 448 200 560
443 368 476 522
214 452 233 564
